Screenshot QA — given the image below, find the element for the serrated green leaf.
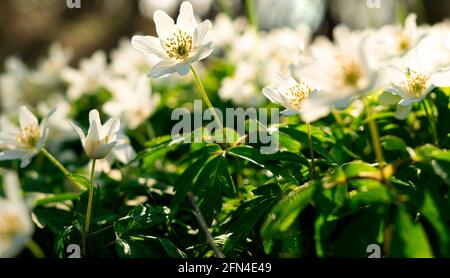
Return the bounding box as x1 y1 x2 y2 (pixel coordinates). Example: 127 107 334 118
114 205 169 236
261 183 316 240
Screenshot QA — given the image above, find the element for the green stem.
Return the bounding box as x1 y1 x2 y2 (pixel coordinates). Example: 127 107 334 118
190 65 225 141
245 0 259 31
145 121 156 140
217 0 234 17
41 148 85 190
26 239 45 258
41 148 70 176
364 99 385 174
422 100 439 146
306 122 316 180
83 159 96 255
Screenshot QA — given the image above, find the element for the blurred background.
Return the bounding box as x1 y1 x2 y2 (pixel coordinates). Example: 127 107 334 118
0 0 449 66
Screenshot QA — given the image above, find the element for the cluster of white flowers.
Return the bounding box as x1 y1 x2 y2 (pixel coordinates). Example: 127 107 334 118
0 35 162 174
212 15 311 107
263 14 450 122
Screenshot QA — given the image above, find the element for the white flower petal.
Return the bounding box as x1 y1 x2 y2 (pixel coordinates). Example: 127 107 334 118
194 20 212 46
103 118 120 143
431 67 450 87
87 109 102 141
399 98 420 106
378 91 401 105
177 1 196 34
90 142 117 159
131 35 167 59
2 171 21 202
0 150 30 162
18 106 38 130
191 41 213 61
154 10 175 39
386 66 407 85
69 121 86 147
300 98 331 123
394 104 412 120
112 143 136 164
20 155 34 168
262 87 283 106
175 62 191 76
149 60 178 78
281 109 299 116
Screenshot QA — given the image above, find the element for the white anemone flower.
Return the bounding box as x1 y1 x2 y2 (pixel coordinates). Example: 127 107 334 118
294 26 378 121
369 14 426 66
382 50 450 119
0 170 33 258
90 133 136 174
103 74 160 130
61 51 109 100
70 109 120 160
131 1 214 78
0 106 53 168
263 73 317 117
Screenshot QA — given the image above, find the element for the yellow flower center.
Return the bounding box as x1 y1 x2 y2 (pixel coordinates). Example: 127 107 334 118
397 33 410 52
335 56 363 88
400 69 430 97
16 124 40 149
0 211 25 239
164 29 194 60
287 81 312 109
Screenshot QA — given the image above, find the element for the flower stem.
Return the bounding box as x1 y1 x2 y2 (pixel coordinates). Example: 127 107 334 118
41 148 85 190
41 148 70 176
421 99 439 146
83 159 96 255
245 0 259 31
145 121 156 140
306 121 316 180
26 239 45 258
364 99 385 173
190 65 225 140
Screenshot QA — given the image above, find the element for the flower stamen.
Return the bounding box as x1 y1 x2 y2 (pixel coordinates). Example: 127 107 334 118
335 56 363 88
400 69 430 97
287 81 312 109
164 29 194 60
16 124 40 149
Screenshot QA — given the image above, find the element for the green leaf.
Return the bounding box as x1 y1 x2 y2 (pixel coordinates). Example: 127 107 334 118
415 145 450 186
333 206 386 257
380 135 407 152
420 189 450 257
346 183 391 213
194 153 235 225
223 184 282 254
67 173 90 190
33 193 80 207
261 183 316 240
342 161 380 179
116 236 187 258
227 145 308 183
33 206 74 234
170 153 213 214
389 206 433 258
114 205 169 236
279 126 336 164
